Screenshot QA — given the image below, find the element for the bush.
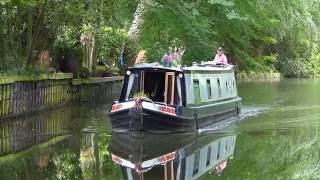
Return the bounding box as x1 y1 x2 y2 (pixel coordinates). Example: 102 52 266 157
53 25 127 77
95 26 128 65
0 66 47 76
277 58 312 78
306 53 320 77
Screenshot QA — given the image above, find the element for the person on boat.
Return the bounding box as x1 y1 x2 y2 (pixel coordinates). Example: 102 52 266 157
213 47 228 65
161 47 174 67
135 50 147 65
173 47 186 68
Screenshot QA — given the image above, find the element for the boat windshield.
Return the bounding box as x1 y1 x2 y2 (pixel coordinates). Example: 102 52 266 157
124 72 140 101
121 70 184 106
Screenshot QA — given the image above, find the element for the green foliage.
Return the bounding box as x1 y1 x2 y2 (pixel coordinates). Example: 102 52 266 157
0 0 320 77
97 134 123 179
137 0 320 77
277 53 320 78
277 58 311 78
55 26 82 51
0 0 134 76
307 53 320 77
95 26 128 61
138 0 215 64
53 151 82 180
0 66 47 76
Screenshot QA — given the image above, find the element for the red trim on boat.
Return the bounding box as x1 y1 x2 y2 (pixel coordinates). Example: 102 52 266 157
111 154 122 164
159 106 176 115
158 151 176 164
111 104 123 112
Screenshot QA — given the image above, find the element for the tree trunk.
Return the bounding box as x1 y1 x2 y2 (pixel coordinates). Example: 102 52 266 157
89 35 95 73
25 6 44 67
81 32 96 74
124 0 151 66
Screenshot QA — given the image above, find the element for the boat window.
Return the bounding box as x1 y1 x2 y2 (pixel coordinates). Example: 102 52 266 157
122 70 184 106
206 79 212 99
193 151 200 176
193 79 201 104
217 140 221 160
143 71 165 102
176 76 182 105
165 72 175 105
225 141 228 152
217 79 221 98
140 71 145 91
206 146 212 166
125 72 139 101
226 81 228 96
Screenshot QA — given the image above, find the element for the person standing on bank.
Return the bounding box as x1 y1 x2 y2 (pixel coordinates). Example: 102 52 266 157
213 47 228 65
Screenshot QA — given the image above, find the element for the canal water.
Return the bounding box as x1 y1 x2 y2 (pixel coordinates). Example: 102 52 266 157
0 79 320 180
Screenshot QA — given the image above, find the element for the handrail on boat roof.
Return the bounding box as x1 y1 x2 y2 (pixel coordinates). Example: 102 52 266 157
128 62 234 72
128 63 183 72
183 62 234 71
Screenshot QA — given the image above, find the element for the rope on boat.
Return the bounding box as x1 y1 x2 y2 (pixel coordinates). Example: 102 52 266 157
140 97 163 110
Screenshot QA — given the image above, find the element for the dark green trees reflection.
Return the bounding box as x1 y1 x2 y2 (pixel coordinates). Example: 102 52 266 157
0 105 121 180
211 80 320 179
215 126 320 179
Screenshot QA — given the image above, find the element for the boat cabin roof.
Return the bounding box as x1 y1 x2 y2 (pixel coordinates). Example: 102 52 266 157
128 63 234 73
183 64 234 71
128 63 182 72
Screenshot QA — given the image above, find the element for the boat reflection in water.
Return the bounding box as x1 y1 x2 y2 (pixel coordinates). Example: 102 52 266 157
109 131 236 180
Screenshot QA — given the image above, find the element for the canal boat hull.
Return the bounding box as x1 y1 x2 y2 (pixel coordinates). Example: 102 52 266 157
109 97 241 133
109 106 196 133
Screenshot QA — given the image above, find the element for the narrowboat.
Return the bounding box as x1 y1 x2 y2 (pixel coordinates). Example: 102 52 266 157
109 62 241 133
109 131 237 179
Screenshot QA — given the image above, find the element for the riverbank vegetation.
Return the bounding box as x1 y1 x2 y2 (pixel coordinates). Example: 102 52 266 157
0 0 319 78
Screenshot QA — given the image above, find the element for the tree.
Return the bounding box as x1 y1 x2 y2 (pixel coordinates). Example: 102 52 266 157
0 0 320 77
123 0 154 66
